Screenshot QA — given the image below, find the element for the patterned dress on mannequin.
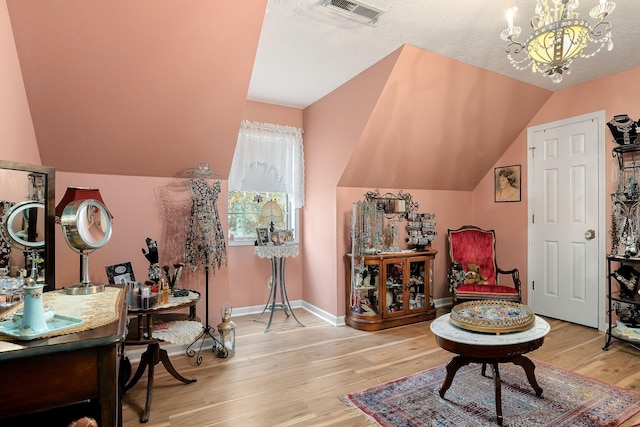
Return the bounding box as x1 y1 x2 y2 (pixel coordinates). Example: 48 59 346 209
184 178 227 274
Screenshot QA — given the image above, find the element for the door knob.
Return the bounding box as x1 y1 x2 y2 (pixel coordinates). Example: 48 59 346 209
585 229 595 240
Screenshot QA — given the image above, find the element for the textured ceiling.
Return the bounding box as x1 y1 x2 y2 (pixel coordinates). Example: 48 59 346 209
248 0 640 109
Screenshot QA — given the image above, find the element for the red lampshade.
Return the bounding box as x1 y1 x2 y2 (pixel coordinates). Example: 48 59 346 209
55 187 113 218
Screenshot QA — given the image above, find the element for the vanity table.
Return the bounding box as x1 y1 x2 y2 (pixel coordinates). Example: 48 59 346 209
254 244 304 332
0 284 128 426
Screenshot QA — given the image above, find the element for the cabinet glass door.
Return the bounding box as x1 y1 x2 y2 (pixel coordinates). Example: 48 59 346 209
384 260 404 315
350 262 380 317
408 258 430 313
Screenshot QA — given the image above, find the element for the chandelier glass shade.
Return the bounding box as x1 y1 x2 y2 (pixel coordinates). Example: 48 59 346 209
501 0 615 83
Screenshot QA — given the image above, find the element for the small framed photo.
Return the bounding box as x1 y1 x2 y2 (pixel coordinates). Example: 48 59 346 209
106 262 136 284
494 165 521 203
256 228 269 246
269 230 287 245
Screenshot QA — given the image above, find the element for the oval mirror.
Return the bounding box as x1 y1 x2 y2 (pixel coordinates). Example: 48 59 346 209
1 201 46 250
61 199 112 251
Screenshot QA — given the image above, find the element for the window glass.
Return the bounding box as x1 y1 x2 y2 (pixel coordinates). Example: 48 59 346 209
228 191 294 244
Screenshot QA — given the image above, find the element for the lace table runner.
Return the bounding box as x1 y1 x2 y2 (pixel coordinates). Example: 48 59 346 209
0 287 124 342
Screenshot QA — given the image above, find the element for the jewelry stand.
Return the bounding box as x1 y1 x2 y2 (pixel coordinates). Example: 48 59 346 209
186 260 228 364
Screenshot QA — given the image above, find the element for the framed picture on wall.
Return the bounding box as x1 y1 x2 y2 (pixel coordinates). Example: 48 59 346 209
494 165 521 203
105 262 136 284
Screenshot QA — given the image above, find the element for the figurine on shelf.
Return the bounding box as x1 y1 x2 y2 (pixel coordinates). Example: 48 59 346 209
141 237 162 283
607 114 638 145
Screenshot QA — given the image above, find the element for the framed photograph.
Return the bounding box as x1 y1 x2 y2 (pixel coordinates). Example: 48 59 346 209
256 228 269 246
494 165 521 203
105 262 136 284
269 230 287 245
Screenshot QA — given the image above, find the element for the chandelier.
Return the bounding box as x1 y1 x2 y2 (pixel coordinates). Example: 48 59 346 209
500 0 615 83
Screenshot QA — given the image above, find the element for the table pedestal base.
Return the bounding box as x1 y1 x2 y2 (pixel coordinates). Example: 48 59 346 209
124 342 196 423
254 256 304 332
439 355 542 426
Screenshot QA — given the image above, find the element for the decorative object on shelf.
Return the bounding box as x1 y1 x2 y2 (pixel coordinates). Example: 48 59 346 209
183 162 228 364
363 189 418 253
614 301 640 326
217 302 236 357
141 237 162 283
56 187 112 295
494 165 521 203
500 0 615 84
610 144 640 257
612 265 640 298
105 261 135 285
256 227 269 246
406 212 437 251
162 263 183 291
607 114 638 145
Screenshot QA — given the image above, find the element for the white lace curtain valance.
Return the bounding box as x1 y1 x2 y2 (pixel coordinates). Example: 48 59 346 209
228 120 305 208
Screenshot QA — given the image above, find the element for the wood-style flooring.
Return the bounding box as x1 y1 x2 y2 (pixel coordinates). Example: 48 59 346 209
122 309 640 426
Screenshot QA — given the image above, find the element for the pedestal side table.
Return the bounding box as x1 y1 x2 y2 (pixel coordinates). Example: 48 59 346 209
430 314 550 426
254 244 304 332
124 290 200 423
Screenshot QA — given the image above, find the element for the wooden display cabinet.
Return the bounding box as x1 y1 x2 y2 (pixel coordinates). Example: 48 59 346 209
345 250 437 331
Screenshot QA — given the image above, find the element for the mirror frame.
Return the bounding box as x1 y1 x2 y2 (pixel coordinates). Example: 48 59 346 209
0 160 55 290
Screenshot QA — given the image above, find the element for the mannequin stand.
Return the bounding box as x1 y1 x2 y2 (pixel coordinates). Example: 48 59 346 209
186 264 227 364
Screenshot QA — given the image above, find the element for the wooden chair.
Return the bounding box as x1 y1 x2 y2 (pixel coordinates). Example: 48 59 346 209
447 225 521 305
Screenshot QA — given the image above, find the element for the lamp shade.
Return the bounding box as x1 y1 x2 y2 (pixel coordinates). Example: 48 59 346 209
55 187 113 219
259 200 283 227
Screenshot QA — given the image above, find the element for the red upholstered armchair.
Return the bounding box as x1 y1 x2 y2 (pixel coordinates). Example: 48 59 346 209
447 225 521 304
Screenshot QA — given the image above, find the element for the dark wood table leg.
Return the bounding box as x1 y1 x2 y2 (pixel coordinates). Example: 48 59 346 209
512 354 543 396
491 362 503 426
124 342 196 423
439 355 471 398
159 346 197 384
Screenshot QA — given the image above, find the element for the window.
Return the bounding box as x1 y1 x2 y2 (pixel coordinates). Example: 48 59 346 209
228 191 295 244
228 120 304 245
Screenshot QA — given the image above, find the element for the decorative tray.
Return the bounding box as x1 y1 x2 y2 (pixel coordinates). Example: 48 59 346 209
449 300 534 334
0 314 83 340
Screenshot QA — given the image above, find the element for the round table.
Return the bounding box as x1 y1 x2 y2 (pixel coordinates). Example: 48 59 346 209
430 313 550 426
254 244 304 332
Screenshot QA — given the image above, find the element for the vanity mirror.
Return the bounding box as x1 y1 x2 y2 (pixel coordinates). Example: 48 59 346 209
0 161 55 290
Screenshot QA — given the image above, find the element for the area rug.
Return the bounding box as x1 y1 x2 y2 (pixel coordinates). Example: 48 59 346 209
341 360 640 426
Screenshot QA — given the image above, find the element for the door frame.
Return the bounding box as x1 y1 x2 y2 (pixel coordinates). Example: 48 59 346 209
526 110 607 331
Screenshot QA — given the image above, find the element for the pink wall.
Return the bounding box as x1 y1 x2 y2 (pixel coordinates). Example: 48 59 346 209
472 66 640 303
0 1 39 164
302 48 401 315
51 101 306 326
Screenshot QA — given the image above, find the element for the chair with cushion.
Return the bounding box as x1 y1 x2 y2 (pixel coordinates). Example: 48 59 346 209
447 225 521 305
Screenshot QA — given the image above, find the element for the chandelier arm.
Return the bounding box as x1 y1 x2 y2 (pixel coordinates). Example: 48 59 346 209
591 20 612 38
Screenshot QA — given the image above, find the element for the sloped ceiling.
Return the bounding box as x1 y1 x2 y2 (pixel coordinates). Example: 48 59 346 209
6 0 267 178
339 45 553 191
6 0 551 192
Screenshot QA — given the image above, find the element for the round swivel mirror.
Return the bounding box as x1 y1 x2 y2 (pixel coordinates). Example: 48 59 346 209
0 201 46 285
61 199 112 294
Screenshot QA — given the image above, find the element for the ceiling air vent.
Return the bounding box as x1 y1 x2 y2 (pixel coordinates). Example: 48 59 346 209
321 0 391 25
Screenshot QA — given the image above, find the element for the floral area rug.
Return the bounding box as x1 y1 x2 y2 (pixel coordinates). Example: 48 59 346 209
341 360 640 426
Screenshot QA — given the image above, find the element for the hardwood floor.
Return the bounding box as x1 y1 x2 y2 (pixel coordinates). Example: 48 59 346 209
122 309 640 426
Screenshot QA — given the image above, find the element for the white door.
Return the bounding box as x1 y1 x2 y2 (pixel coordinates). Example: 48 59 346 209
528 111 605 329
